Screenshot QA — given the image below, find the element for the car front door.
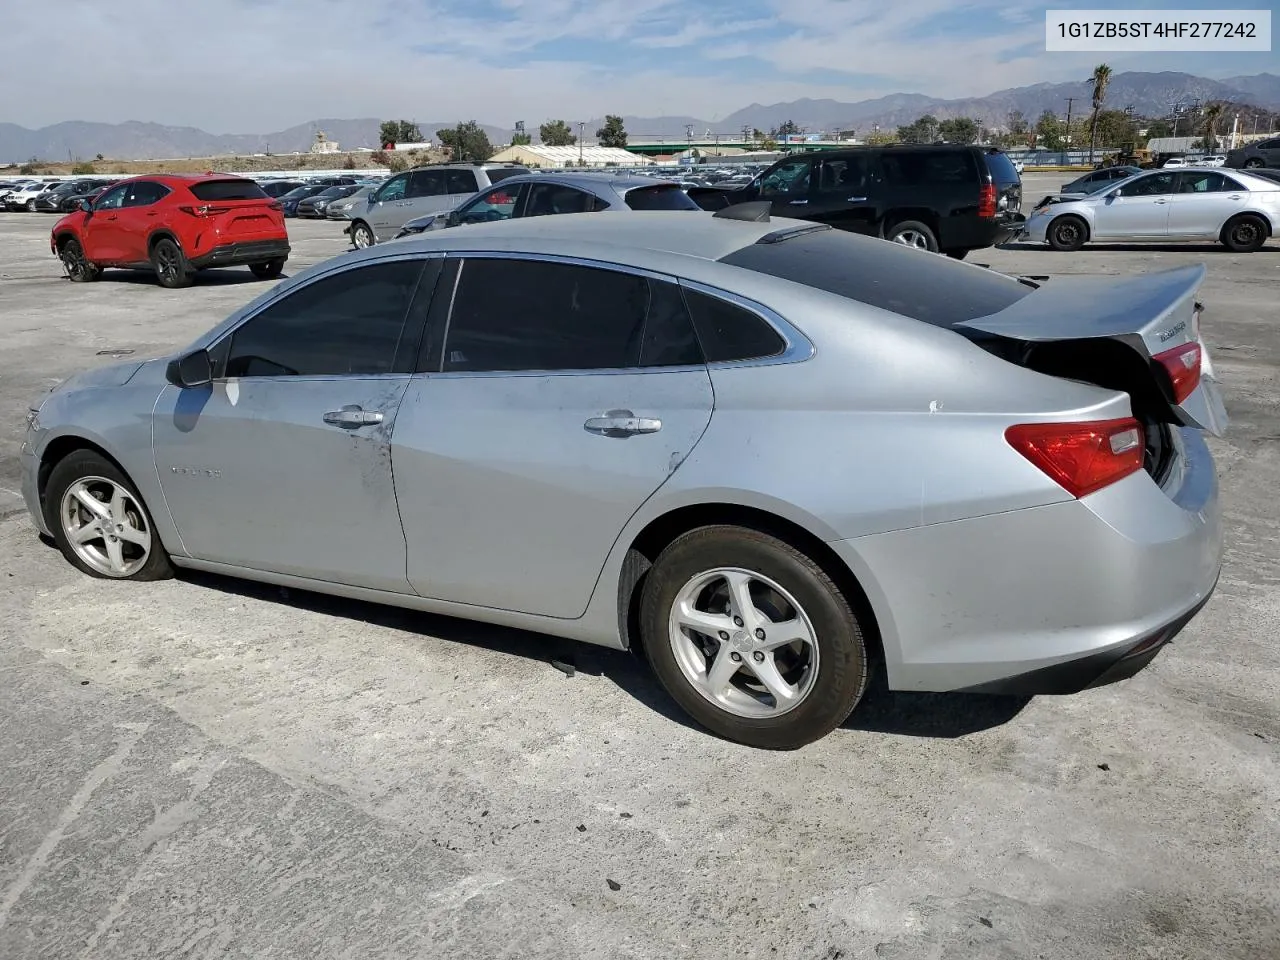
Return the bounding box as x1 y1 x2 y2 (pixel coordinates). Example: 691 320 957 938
392 255 714 618
1166 171 1249 237
755 156 815 218
117 180 171 263
80 183 131 263
804 154 879 234
366 172 409 238
151 256 439 591
1094 172 1175 237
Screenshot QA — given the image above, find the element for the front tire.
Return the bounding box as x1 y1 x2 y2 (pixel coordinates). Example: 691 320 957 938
350 220 375 249
45 451 173 581
26 199 37 212
59 238 101 282
249 259 285 280
1221 214 1268 253
885 220 938 252
151 237 194 288
640 526 870 749
1047 215 1087 251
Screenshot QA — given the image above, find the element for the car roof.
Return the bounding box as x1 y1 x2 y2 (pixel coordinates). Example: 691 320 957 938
100 173 255 187
486 171 680 192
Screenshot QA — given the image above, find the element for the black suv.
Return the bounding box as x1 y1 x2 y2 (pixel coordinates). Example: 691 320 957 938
689 145 1024 259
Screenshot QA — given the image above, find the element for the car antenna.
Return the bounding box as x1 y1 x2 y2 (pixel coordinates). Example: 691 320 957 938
713 201 771 222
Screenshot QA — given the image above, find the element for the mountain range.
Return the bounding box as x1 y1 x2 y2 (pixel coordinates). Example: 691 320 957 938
4 72 1279 163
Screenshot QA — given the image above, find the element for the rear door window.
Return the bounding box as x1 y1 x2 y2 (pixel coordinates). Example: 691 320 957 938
445 169 479 193
814 154 874 197
190 180 269 201
683 288 785 362
881 150 977 186
408 170 448 199
123 181 170 207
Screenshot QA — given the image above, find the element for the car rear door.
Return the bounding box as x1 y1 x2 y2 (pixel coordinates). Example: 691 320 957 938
151 255 439 590
1093 172 1175 237
399 169 450 224
804 154 879 234
116 180 171 263
391 255 714 618
1166 171 1249 237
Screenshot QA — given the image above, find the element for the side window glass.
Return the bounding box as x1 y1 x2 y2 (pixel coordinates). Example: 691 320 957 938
816 155 870 195
523 184 596 217
446 169 478 193
443 259 649 372
684 288 785 363
224 260 425 378
1129 173 1175 196
1178 172 1227 193
408 170 447 198
641 280 703 367
94 184 128 210
458 184 525 224
757 159 811 197
1220 175 1244 191
123 181 168 207
375 174 408 202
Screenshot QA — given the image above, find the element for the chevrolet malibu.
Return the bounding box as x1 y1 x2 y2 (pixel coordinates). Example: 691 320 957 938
20 208 1226 748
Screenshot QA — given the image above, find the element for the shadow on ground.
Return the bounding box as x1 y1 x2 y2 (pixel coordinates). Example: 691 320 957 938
177 568 1029 743
79 268 282 287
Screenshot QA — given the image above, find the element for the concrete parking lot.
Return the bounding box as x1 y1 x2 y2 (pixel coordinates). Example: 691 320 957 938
1 174 1277 960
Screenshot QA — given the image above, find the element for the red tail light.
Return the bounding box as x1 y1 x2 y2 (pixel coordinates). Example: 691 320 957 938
178 204 231 217
978 183 997 218
1154 341 1201 403
1006 418 1145 498
268 200 282 211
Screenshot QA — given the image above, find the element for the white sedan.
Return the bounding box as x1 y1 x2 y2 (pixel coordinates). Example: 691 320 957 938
1018 168 1280 252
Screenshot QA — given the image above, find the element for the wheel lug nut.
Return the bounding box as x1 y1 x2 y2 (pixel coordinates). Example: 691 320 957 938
753 651 765 663
733 616 744 627
729 652 742 663
719 631 730 641
754 628 765 640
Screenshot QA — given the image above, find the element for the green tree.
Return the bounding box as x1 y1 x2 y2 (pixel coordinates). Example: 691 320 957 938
437 121 494 162
511 131 531 146
596 115 628 148
1144 119 1173 139
539 119 577 146
1086 63 1113 162
1199 103 1226 152
771 120 801 138
1035 110 1065 151
378 120 423 147
1006 110 1029 138
938 117 979 144
896 115 939 144
1092 110 1135 149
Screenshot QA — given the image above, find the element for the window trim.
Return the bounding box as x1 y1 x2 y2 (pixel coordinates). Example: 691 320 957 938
206 252 443 382
419 251 811 379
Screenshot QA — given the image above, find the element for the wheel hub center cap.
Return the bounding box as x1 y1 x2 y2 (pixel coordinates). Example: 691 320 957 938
731 630 753 652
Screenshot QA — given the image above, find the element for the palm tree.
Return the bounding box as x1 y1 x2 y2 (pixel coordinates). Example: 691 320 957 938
1200 103 1225 152
1086 63 1113 163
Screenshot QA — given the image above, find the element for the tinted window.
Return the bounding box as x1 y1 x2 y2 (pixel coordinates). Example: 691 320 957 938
814 155 873 195
757 158 811 197
623 183 700 210
524 184 598 217
642 280 703 366
408 170 447 198
445 169 478 193
1126 173 1175 196
224 260 425 378
719 227 1029 328
457 184 525 224
983 151 1020 185
683 288 785 363
94 184 128 210
881 150 977 186
1177 171 1238 193
443 259 649 372
190 179 269 201
123 181 169 207
485 167 529 184
375 174 408 202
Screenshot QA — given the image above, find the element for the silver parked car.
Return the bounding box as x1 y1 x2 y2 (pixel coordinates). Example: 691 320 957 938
325 184 376 220
346 162 530 247
392 172 701 238
1022 168 1280 251
20 210 1225 748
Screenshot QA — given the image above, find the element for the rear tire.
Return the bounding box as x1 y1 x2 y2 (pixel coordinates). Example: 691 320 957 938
59 238 101 282
640 525 870 750
249 259 285 280
1047 215 1087 251
45 451 173 582
151 237 194 288
1221 214 1268 253
884 220 938 252
26 199 37 212
350 221 375 249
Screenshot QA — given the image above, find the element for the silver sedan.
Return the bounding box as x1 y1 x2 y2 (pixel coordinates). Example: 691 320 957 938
1021 167 1280 251
20 209 1225 748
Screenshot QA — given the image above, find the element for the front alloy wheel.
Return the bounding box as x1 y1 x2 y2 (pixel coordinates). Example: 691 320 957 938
350 221 375 249
60 238 101 282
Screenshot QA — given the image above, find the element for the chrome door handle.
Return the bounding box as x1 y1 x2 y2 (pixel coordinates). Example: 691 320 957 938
846 196 868 202
1228 194 1243 200
789 199 808 205
1154 199 1168 204
584 411 661 437
323 407 384 428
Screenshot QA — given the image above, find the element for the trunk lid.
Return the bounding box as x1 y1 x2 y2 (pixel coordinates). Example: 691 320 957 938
957 263 1227 437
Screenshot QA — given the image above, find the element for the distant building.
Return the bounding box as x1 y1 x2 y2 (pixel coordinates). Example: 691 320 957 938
309 130 341 154
487 144 655 168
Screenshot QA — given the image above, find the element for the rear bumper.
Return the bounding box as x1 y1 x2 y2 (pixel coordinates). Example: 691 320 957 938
189 239 290 269
939 214 1025 251
830 427 1222 695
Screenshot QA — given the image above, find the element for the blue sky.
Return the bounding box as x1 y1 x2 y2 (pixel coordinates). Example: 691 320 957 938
4 0 1277 131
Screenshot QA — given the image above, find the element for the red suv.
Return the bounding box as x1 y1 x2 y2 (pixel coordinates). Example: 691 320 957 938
51 174 290 288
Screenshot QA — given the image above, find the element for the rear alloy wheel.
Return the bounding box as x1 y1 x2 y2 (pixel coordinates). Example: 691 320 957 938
151 237 194 288
1222 214 1268 253
59 238 101 282
45 452 173 581
641 526 870 749
885 220 938 252
249 259 285 280
1243 158 1264 169
350 221 375 249
26 198 37 212
1047 215 1087 252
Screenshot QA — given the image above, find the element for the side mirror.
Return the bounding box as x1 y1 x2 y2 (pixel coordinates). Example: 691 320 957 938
79 199 92 213
446 210 461 227
165 349 212 388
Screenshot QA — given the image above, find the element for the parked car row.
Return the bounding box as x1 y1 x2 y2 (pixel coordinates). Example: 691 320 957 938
1 177 121 212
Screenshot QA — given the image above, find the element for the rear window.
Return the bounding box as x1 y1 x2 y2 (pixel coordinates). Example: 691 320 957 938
881 149 977 187
983 150 1020 185
485 167 530 184
624 184 700 211
719 228 1030 327
189 179 269 201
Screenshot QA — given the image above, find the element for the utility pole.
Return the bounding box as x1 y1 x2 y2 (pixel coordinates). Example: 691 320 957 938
578 121 585 166
1064 97 1077 155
